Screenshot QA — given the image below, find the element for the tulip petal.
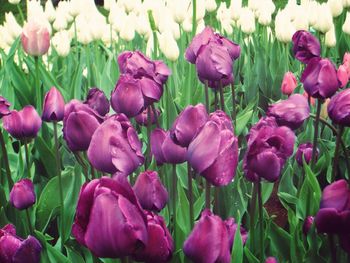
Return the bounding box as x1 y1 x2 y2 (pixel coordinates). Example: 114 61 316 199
320 179 349 210
13 236 42 263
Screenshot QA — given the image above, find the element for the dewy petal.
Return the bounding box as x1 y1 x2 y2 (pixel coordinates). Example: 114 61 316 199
250 151 281 182
13 236 42 263
320 179 349 211
139 77 163 104
0 235 22 262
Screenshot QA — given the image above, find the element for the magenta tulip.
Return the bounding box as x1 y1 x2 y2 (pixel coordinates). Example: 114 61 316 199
328 89 350 126
337 65 349 88
0 96 11 118
42 87 65 122
134 107 160 126
84 88 110 116
303 216 314 235
296 143 317 166
9 179 36 210
292 30 321 64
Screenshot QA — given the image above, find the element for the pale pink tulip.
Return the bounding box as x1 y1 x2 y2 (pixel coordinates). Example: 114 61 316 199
21 20 50 56
337 64 349 88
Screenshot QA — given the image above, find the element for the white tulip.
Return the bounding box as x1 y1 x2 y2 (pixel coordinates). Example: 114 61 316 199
238 7 255 34
248 0 260 11
159 31 179 61
53 12 68 31
0 25 15 47
136 12 151 36
313 4 333 33
217 2 230 21
45 0 56 22
104 0 115 11
292 6 309 30
221 19 233 34
275 10 296 43
257 7 272 26
119 14 136 41
8 0 20 4
188 0 206 21
205 0 217 12
169 0 190 24
306 1 320 26
343 12 350 34
344 0 350 8
119 0 141 13
325 25 336 47
328 0 343 17
109 4 127 32
52 30 71 57
101 24 118 46
4 12 22 39
229 0 242 21
196 19 206 34
57 1 73 23
182 18 192 33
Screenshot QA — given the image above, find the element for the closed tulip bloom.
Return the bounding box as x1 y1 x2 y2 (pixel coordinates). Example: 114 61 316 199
243 117 295 182
170 104 208 147
133 212 174 263
301 57 340 99
0 224 42 263
3 105 42 140
343 52 350 75
135 108 160 126
183 210 231 263
21 20 50 56
265 257 278 263
225 217 248 250
150 128 187 165
72 175 148 258
281 72 297 96
328 89 350 126
337 65 349 88
10 179 36 210
315 180 350 234
133 171 168 212
0 96 11 118
187 111 239 186
63 100 103 152
42 87 65 122
303 216 314 235
84 88 110 116
292 30 321 64
111 74 163 117
296 143 317 166
118 50 171 85
88 114 144 175
267 94 310 130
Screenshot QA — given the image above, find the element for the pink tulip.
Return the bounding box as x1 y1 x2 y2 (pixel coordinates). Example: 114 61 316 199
343 52 350 76
281 72 297 96
338 65 349 88
21 20 50 56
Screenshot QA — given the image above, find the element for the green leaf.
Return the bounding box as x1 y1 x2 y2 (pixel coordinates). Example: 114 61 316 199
177 184 190 234
34 136 56 178
231 217 243 263
193 191 205 220
235 109 253 136
244 247 259 263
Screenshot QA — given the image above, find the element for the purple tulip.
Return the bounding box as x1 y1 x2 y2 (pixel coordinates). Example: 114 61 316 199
0 96 11 118
267 94 310 130
296 143 317 166
133 171 168 212
72 175 148 258
315 179 350 234
265 257 278 263
292 30 321 64
303 216 314 235
63 100 103 152
118 50 171 85
170 104 208 147
42 87 65 122
10 179 36 210
111 74 163 117
301 57 340 99
328 89 350 126
3 105 42 140
87 114 144 175
133 211 173 263
225 217 248 251
243 117 295 182
150 128 187 165
187 111 238 186
183 210 232 263
0 224 42 263
134 107 160 126
84 88 110 116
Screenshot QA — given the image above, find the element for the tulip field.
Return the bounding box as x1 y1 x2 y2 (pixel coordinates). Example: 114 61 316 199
2 0 350 262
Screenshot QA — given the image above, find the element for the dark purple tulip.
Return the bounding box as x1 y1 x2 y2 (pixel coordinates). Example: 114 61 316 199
10 179 36 210
150 128 187 165
170 104 208 147
183 209 231 263
225 217 248 251
63 100 103 152
72 175 148 258
328 89 350 126
88 114 144 175
118 50 171 85
267 94 310 130
133 171 168 212
134 107 160 126
133 211 173 263
42 87 65 122
292 30 321 64
315 179 350 234
84 88 110 116
0 96 11 118
214 33 241 60
265 257 278 263
296 143 317 166
187 111 238 186
301 57 340 99
111 74 162 118
3 106 42 140
0 224 42 263
302 216 314 235
243 117 295 182
201 74 234 90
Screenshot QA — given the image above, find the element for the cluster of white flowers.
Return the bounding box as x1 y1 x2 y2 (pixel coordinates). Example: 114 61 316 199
0 12 22 52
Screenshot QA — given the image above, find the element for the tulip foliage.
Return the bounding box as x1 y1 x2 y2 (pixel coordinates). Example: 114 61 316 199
2 0 350 263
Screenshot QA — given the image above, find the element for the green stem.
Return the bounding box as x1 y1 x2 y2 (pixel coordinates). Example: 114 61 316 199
257 182 264 260
187 162 194 229
54 122 65 249
249 183 258 252
191 0 197 38
151 104 160 128
16 4 25 25
24 141 31 179
121 257 128 263
0 129 13 188
172 164 177 246
219 80 225 111
311 100 322 168
34 57 41 112
231 83 236 125
74 152 88 181
204 80 209 112
205 180 211 209
214 90 218 110
332 125 344 181
91 164 95 179
329 235 337 263
145 106 152 169
25 209 33 235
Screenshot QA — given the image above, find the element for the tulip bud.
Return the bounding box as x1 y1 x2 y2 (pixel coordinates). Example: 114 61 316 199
337 65 349 88
343 12 350 35
292 30 320 64
325 25 336 47
328 0 343 17
265 257 278 263
313 4 333 33
21 20 50 57
303 216 314 235
158 31 180 61
45 0 56 22
205 0 217 12
10 179 36 210
133 171 168 212
3 106 42 140
8 0 20 4
135 107 160 126
344 0 350 8
84 88 110 116
52 30 71 57
0 224 42 263
281 72 297 96
295 143 317 166
0 96 11 118
343 52 350 76
237 7 256 34
42 87 65 122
